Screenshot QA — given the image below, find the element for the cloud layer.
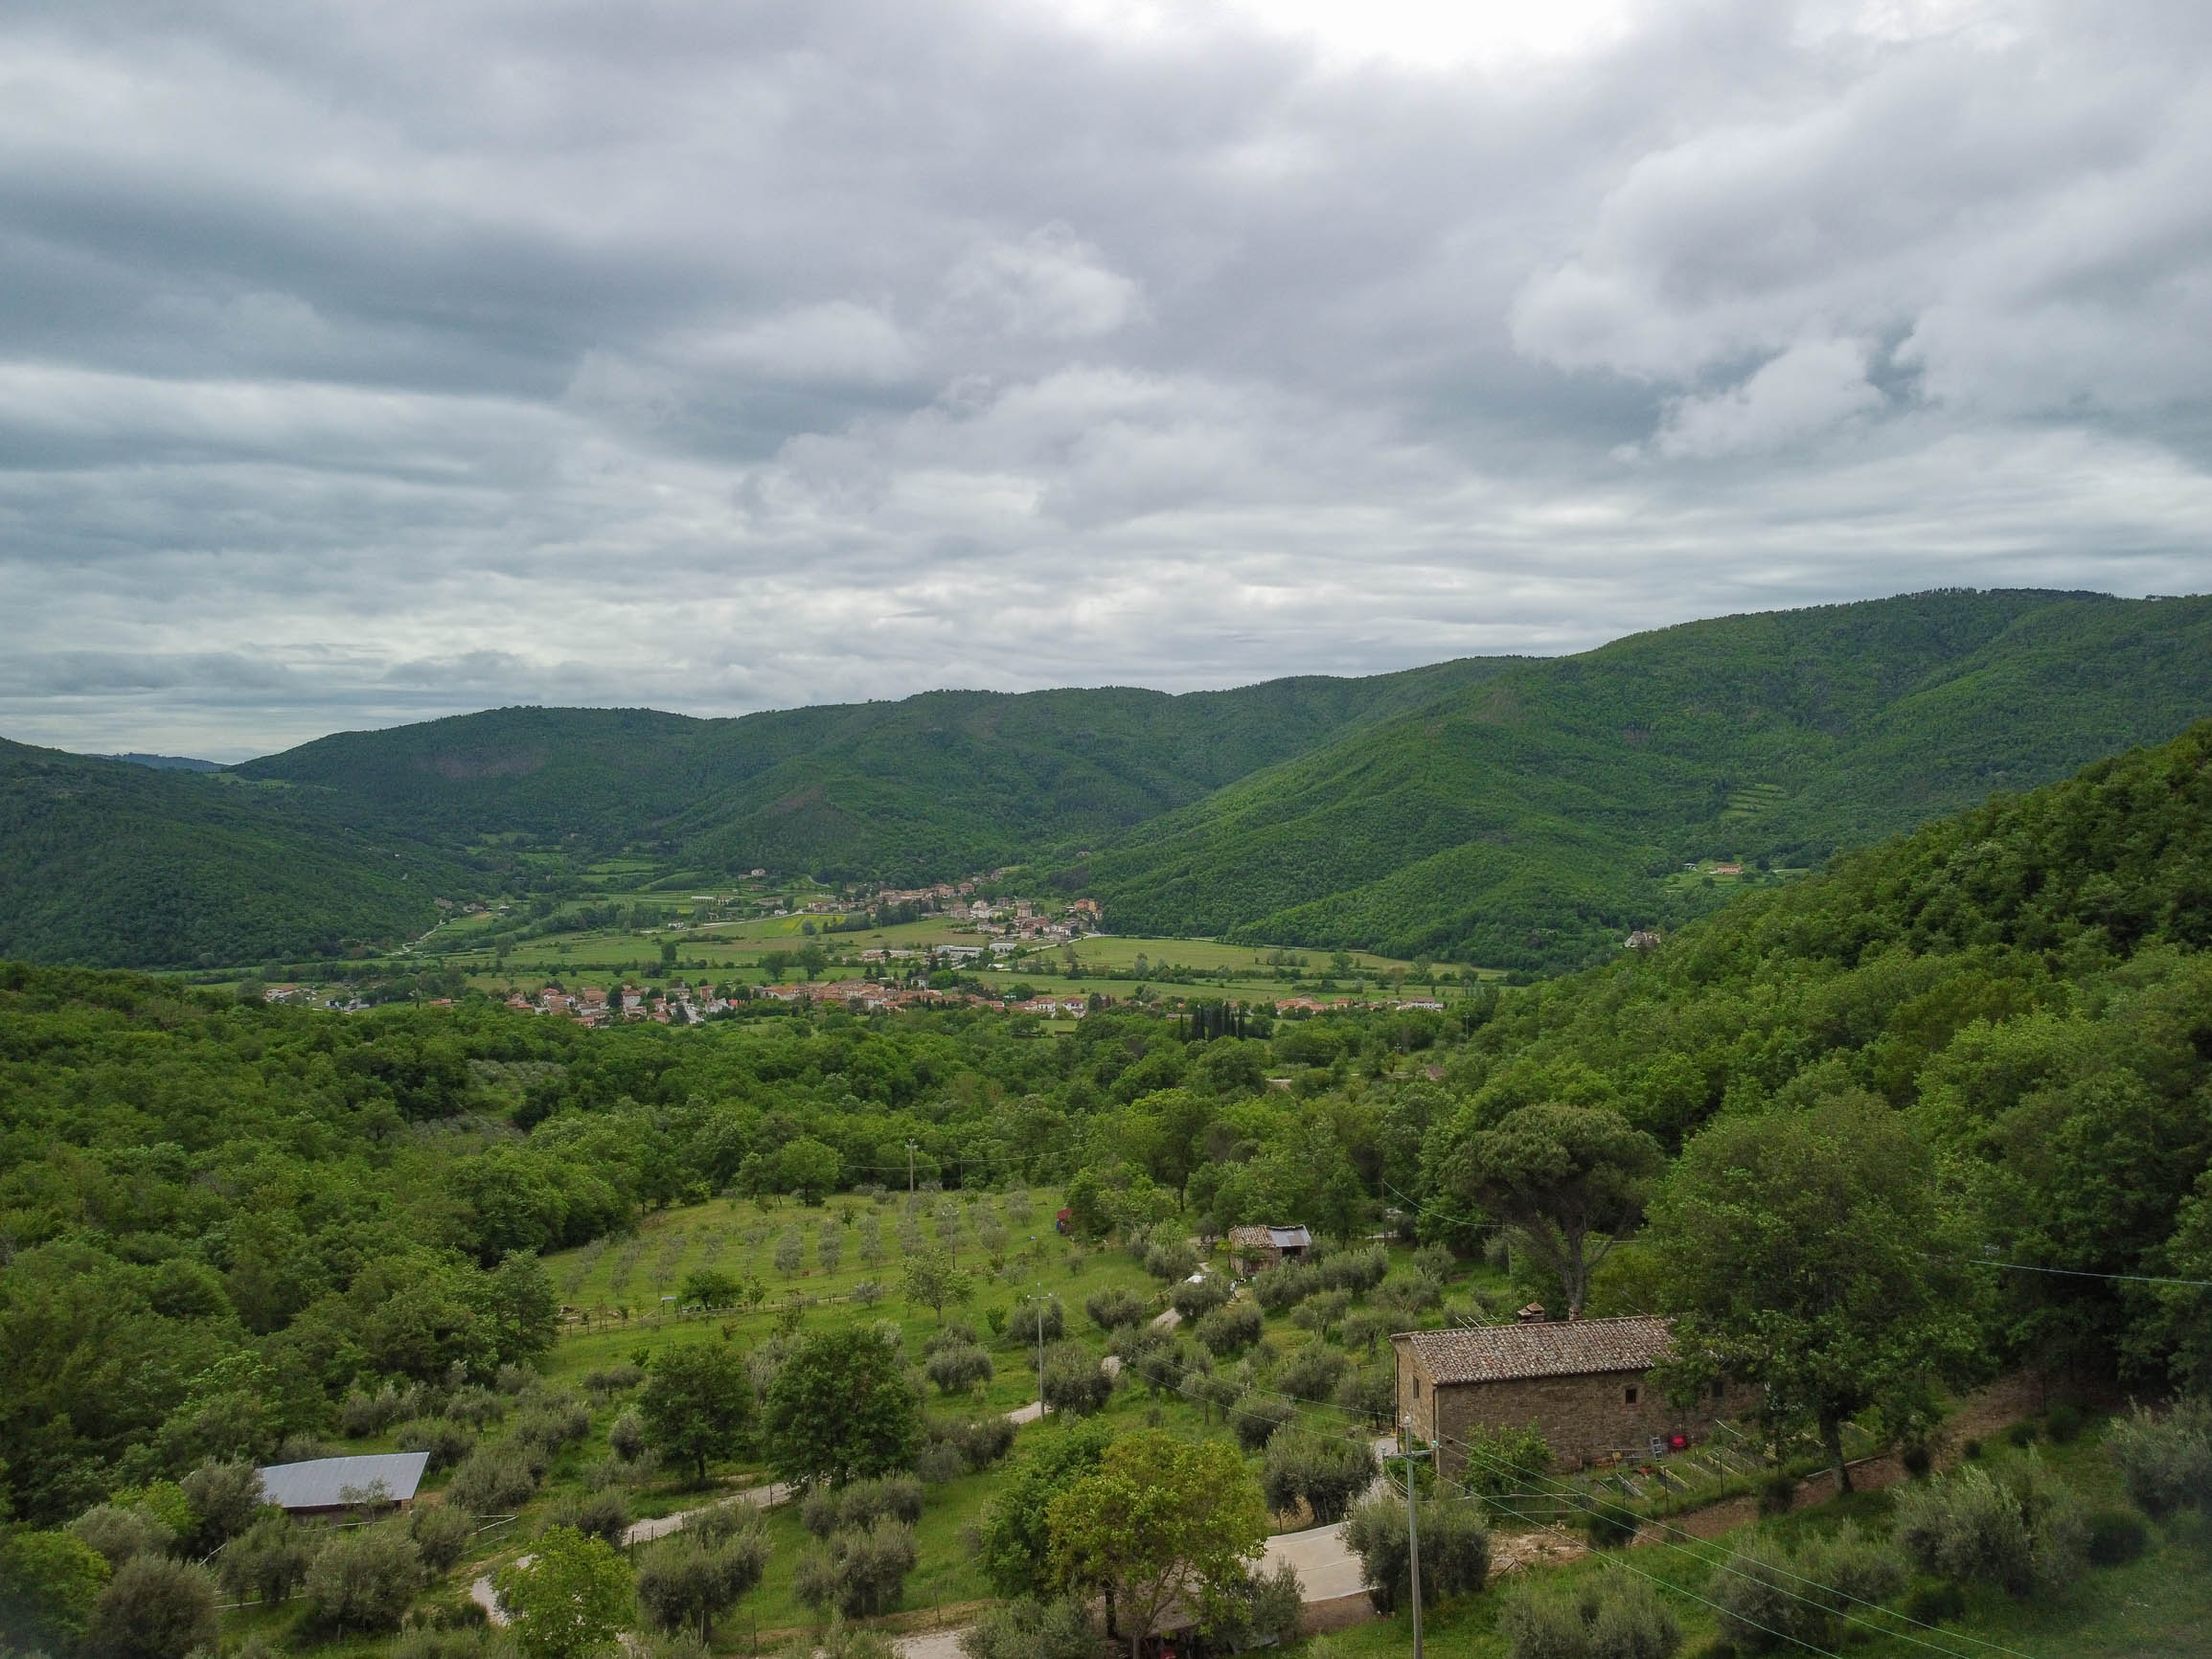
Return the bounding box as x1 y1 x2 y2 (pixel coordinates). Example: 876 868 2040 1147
3 0 2208 757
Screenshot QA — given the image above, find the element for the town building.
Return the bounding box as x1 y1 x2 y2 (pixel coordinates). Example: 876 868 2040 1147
1392 1316 1748 1472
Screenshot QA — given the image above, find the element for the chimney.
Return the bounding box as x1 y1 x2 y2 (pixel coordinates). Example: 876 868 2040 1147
1516 1302 1547 1324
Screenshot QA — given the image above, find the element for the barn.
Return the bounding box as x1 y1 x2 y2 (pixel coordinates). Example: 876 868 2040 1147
256 1452 430 1519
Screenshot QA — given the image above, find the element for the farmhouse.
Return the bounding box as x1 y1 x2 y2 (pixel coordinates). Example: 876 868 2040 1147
256 1452 429 1519
1393 1316 1749 1472
1227 1224 1312 1273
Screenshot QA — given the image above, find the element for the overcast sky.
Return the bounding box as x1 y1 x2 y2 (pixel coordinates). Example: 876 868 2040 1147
5 0 2210 760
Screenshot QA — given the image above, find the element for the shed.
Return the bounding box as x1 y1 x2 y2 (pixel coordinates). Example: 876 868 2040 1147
1393 1317 1750 1472
256 1452 429 1518
1227 1224 1312 1274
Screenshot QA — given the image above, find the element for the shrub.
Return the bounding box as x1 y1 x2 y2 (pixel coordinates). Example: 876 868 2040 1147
608 1407 648 1462
1313 1246 1389 1297
494 1363 535 1394
179 1460 265 1551
340 1381 423 1439
1263 1432 1380 1525
1196 1299 1264 1355
446 1443 541 1514
445 1386 510 1428
1893 1461 2085 1598
2105 1400 2212 1519
1008 1298 1066 1346
1580 1494 1641 1549
916 1442 968 1485
218 1511 313 1605
792 1521 918 1619
1756 1475 1796 1517
959 1596 1094 1659
1276 1340 1351 1404
410 1504 476 1576
1334 1366 1397 1425
83 1557 219 1659
1343 1490 1490 1612
1251 1264 1313 1312
925 1345 995 1396
936 1415 1015 1471
544 1489 630 1548
1902 1580 1966 1625
399 1418 477 1473
300 1522 422 1633
1712 1525 1903 1652
1458 1422 1554 1510
2045 1404 2085 1444
1290 1289 1354 1337
1901 1443 1933 1479
1144 1235 1197 1284
1498 1569 1680 1659
803 1476 925 1538
70 1505 174 1568
579 1364 644 1404
924 1322 981 1355
2006 1422 2037 1448
2085 1508 2147 1567
636 1519 769 1641
1084 1286 1147 1331
1230 1392 1295 1451
1040 1344 1112 1416
1204 1560 1304 1650
511 1394 591 1455
1171 1276 1232 1322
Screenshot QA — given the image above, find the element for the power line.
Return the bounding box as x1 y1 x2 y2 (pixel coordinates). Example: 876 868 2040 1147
1958 1257 2212 1290
1430 1425 2037 1659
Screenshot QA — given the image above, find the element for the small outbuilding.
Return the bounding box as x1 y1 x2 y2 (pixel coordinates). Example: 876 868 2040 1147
1228 1224 1312 1274
256 1452 430 1519
1394 1316 1749 1472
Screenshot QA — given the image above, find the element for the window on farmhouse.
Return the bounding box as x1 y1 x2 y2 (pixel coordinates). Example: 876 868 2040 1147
1413 1376 1422 1398
1625 1386 1639 1404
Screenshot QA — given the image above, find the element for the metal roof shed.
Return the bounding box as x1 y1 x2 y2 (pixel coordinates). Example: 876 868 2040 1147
257 1452 430 1514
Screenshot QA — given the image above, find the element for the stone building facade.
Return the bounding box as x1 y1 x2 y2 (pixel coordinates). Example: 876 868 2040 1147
1393 1316 1754 1474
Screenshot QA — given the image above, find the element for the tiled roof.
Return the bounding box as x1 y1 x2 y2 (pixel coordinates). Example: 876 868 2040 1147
1396 1316 1674 1384
1228 1224 1311 1249
257 1452 428 1510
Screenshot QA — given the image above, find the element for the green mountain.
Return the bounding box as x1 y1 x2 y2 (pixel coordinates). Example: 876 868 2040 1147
10 588 2209 973
0 738 467 967
232 662 1505 879
1074 590 2212 970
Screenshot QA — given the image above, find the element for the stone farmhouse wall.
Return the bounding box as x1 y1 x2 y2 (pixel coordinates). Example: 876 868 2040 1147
1396 1346 1756 1472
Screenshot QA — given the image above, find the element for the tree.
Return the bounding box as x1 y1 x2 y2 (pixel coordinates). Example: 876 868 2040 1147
975 1423 1113 1598
1048 1430 1267 1659
1650 1095 1983 1491
1444 1103 1662 1319
0 1525 110 1652
1342 1489 1491 1613
489 1250 561 1364
682 1267 743 1309
83 1556 218 1659
639 1341 755 1484
301 1522 422 1634
497 1527 636 1659
792 1520 918 1618
780 1137 842 1204
902 1248 974 1325
798 943 830 982
775 1228 805 1276
178 1460 265 1552
636 1518 769 1641
763 1327 923 1487
217 1512 312 1605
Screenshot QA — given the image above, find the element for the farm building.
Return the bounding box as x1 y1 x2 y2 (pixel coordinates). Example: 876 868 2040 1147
1393 1316 1752 1472
256 1452 429 1518
1227 1224 1312 1273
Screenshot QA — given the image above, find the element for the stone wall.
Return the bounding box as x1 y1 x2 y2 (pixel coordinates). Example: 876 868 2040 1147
1394 1339 1756 1473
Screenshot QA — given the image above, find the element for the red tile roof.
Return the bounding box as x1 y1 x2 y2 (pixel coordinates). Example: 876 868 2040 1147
1395 1316 1674 1384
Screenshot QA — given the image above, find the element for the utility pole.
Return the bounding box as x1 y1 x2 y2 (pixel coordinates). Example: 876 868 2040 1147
1027 1284 1048 1417
907 1141 917 1194
1401 1415 1424 1659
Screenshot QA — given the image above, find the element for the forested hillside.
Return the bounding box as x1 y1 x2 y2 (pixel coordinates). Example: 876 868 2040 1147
0 740 467 968
235 662 1503 877
4 720 2208 1541
1079 589 2212 968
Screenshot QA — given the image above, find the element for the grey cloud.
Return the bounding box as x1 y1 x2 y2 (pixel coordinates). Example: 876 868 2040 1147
1 0 2209 758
